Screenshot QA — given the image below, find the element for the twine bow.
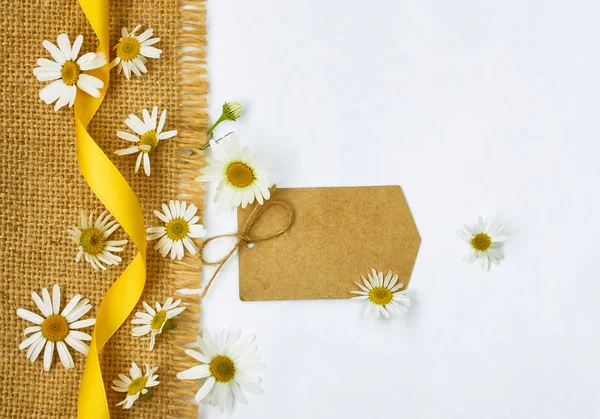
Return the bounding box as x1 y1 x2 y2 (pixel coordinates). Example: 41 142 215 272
199 190 294 298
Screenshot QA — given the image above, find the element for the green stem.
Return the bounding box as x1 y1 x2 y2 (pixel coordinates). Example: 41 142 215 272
199 131 234 150
163 319 175 331
206 114 226 137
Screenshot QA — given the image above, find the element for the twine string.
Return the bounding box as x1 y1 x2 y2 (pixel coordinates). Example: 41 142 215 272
199 195 294 299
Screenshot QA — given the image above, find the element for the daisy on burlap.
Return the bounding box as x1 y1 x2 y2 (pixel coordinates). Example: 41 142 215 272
457 215 507 270
195 134 272 212
147 200 207 260
67 210 128 270
33 33 106 111
17 284 95 371
112 362 160 409
177 329 266 412
114 106 177 176
110 25 162 79
132 298 186 351
351 269 410 319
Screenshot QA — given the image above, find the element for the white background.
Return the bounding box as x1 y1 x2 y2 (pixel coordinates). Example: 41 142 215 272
201 1 600 418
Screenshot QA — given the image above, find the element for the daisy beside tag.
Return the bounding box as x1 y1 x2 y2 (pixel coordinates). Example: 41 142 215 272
195 134 272 212
351 269 410 319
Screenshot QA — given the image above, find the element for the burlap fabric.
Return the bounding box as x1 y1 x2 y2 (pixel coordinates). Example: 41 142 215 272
0 0 207 417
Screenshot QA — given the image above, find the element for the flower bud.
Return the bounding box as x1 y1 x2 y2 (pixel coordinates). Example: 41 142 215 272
222 101 242 121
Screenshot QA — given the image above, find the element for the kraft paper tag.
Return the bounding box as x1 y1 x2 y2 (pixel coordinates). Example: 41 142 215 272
237 186 420 301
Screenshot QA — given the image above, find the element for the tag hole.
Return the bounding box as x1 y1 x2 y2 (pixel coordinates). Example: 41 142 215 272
246 243 255 249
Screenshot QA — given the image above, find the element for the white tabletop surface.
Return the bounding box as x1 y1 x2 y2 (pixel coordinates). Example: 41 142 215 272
200 1 600 417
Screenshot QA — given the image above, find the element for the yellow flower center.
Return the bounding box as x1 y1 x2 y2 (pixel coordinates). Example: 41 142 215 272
79 227 106 256
61 60 80 86
139 130 158 153
127 376 148 396
165 218 189 241
41 314 70 342
368 287 393 306
226 161 255 188
116 36 141 62
471 233 491 251
150 310 167 331
209 355 236 383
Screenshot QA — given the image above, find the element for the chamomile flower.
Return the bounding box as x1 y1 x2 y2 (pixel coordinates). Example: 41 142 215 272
457 215 507 270
147 200 207 260
177 329 265 412
351 269 410 319
110 25 162 79
132 298 186 351
67 210 128 270
112 362 160 409
195 135 272 212
34 34 106 111
16 284 95 371
114 107 177 176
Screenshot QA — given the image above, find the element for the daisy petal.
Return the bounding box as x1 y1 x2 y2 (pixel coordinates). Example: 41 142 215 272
43 341 55 371
194 376 216 402
177 364 210 380
42 40 66 64
56 34 72 61
56 341 74 369
71 35 84 60
17 308 45 325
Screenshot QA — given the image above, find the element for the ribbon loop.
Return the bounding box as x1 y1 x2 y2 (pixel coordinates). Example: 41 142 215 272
199 193 294 299
240 200 294 244
199 234 243 267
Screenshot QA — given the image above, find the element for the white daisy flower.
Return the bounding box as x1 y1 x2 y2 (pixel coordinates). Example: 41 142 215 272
114 106 177 176
351 269 410 319
457 215 507 270
131 298 186 351
195 135 273 212
16 284 95 371
147 200 207 260
67 210 128 270
177 329 265 412
110 25 162 79
33 33 106 111
112 362 159 409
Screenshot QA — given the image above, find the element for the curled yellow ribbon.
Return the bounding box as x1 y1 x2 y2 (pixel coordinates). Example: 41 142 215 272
76 0 147 417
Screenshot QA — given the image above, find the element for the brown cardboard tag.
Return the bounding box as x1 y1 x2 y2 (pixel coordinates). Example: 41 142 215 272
237 186 420 301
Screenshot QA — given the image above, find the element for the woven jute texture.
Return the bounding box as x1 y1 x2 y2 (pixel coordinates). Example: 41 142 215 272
0 0 207 417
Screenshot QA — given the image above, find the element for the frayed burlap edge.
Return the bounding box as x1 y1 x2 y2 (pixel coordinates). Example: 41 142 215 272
164 1 208 417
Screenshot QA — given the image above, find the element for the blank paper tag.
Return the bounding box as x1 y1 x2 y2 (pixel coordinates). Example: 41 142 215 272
237 186 420 301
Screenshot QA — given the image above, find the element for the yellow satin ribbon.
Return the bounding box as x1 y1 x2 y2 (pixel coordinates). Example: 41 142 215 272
75 0 147 417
